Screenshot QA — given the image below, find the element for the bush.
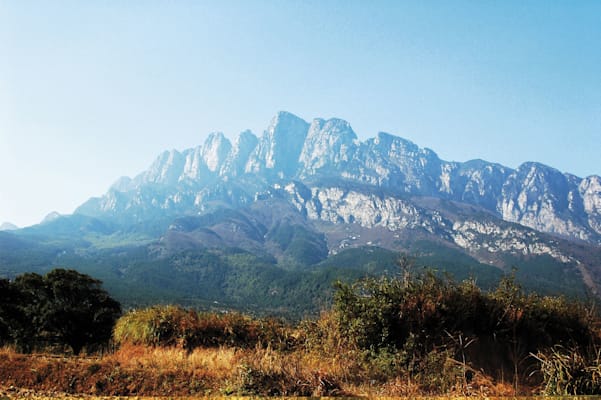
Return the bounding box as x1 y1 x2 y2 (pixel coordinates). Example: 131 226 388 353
113 306 291 351
332 265 597 387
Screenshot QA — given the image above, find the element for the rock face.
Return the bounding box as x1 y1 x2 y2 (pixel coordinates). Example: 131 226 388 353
78 112 601 245
138 149 186 187
221 130 258 177
500 163 590 241
245 111 310 178
581 176 601 235
299 118 358 177
75 111 601 265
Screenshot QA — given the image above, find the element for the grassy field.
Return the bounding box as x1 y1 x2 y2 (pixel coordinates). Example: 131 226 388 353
0 343 517 398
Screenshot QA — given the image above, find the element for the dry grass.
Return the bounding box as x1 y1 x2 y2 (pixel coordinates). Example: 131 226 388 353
108 344 347 396
107 343 243 380
0 341 532 397
101 328 521 396
0 344 17 358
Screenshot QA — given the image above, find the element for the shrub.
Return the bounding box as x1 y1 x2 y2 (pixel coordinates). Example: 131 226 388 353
113 306 291 351
113 305 191 347
332 265 597 387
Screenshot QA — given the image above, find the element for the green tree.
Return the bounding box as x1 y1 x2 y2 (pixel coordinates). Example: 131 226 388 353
45 269 122 354
11 272 47 351
0 278 24 345
0 279 11 342
13 269 121 354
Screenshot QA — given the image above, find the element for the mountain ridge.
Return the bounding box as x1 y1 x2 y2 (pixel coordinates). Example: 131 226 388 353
76 111 601 246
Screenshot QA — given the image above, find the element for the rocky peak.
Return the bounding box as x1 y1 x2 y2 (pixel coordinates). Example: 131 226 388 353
200 132 232 173
179 133 232 182
221 130 259 177
454 160 510 209
299 117 358 176
134 149 186 187
362 132 442 194
499 162 593 240
580 175 601 235
370 132 438 164
42 211 62 224
371 131 415 152
502 162 570 213
245 111 310 178
110 176 134 192
581 176 601 214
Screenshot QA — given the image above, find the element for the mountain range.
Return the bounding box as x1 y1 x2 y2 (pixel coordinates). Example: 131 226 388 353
2 111 600 316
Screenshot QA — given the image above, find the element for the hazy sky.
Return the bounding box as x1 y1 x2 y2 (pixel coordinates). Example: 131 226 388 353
1 1 600 227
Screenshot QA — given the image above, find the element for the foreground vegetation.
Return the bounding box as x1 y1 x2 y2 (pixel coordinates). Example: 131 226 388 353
0 269 121 354
1 263 601 396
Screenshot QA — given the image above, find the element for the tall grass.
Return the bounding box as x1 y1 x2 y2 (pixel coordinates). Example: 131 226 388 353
534 346 601 395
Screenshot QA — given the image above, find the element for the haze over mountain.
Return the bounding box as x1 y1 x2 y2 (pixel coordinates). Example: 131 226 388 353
0 223 18 231
78 111 601 246
2 112 600 315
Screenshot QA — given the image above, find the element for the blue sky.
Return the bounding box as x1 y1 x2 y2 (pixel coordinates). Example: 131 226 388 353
1 1 600 227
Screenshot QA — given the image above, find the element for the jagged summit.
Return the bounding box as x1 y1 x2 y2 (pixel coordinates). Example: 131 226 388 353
42 211 62 224
75 111 601 246
299 117 358 176
245 111 310 178
221 130 258 177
